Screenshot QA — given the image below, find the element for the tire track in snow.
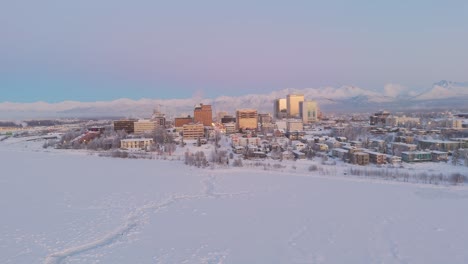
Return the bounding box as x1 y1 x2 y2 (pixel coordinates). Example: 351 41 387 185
44 175 249 264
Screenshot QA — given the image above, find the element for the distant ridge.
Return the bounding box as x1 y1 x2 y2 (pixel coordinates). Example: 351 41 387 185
1 81 467 119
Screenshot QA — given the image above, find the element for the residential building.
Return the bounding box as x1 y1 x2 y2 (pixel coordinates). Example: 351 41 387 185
194 104 213 126
386 155 402 164
447 119 463 129
401 151 432 162
353 152 370 165
237 137 261 147
431 151 449 162
450 138 468 148
314 143 329 152
182 123 205 139
332 126 347 136
396 116 420 127
364 150 386 164
120 138 153 150
349 140 363 148
418 139 461 152
292 150 306 159
292 141 306 151
282 150 295 160
392 142 417 156
332 148 349 159
236 109 258 131
287 94 304 118
395 136 414 144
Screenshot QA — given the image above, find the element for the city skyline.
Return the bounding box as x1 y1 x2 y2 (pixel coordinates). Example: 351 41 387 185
1 1 468 103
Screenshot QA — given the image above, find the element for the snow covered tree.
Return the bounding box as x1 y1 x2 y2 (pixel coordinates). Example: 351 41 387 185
452 149 460 166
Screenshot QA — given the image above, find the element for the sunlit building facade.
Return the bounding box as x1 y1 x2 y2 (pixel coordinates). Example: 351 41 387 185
236 109 258 131
287 94 304 118
194 104 213 126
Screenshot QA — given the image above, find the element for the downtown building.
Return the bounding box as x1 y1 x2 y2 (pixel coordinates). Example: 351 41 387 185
299 100 319 123
174 116 193 128
113 120 136 134
236 109 258 131
287 94 304 118
134 120 158 134
194 104 213 126
273 98 287 119
182 123 205 140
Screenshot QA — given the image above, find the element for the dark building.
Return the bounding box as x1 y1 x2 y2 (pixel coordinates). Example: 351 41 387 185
221 115 236 124
113 120 135 134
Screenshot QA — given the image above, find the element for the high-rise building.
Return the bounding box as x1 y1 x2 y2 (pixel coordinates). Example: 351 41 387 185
194 104 213 126
300 100 319 123
274 98 287 119
236 109 258 131
287 94 304 118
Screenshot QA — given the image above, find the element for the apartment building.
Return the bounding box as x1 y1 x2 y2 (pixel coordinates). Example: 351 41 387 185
120 138 153 150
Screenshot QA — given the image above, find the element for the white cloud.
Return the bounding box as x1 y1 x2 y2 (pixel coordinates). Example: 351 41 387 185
383 83 407 98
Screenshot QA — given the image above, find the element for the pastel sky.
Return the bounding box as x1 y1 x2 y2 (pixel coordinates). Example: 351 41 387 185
1 0 467 102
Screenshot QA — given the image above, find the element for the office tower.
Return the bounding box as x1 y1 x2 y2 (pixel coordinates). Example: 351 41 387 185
194 104 213 126
300 100 319 123
287 94 304 118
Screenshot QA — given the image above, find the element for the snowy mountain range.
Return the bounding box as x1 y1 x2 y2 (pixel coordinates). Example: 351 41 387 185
1 80 467 119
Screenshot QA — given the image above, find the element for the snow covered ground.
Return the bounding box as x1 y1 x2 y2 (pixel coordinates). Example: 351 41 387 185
1 138 468 263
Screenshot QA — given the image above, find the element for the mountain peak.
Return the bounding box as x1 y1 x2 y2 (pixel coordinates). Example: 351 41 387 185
434 80 451 87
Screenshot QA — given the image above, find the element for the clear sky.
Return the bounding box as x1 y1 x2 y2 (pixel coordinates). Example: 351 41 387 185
1 0 467 102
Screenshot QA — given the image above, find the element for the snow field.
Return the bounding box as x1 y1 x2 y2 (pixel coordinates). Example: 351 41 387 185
1 138 468 263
